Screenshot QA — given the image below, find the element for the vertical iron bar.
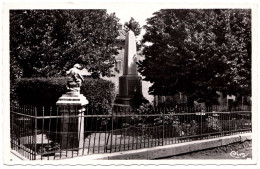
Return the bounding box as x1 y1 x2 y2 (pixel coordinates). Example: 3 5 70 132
29 106 32 160
40 106 44 160
87 107 93 154
162 107 165 146
47 106 52 160
229 110 231 136
131 110 135 150
110 108 114 153
72 107 76 158
54 106 58 160
200 112 202 140
29 106 32 159
119 112 122 152
82 107 87 155
64 106 68 158
59 106 63 159
34 106 37 160
148 116 150 148
123 108 126 151
135 111 138 150
127 110 131 150
104 112 108 153
93 108 98 154
115 109 119 152
97 108 101 154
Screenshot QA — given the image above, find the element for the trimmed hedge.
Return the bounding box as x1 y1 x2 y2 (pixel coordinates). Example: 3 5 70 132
16 77 115 109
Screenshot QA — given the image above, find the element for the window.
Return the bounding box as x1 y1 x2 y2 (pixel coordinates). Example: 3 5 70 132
115 60 122 73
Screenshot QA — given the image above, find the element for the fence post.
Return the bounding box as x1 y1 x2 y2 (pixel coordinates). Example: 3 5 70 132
110 110 114 153
200 109 203 140
34 106 37 160
162 107 165 146
229 109 231 135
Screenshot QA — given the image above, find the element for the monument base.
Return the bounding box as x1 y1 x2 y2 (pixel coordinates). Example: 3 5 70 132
114 75 142 106
114 96 132 105
56 91 88 107
56 91 88 150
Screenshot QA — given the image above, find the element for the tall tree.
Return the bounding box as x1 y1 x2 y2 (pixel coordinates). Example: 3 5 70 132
138 9 251 105
123 17 142 51
124 17 141 36
10 10 120 78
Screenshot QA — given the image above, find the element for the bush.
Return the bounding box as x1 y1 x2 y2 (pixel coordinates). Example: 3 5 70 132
130 91 149 109
157 99 187 109
15 77 115 109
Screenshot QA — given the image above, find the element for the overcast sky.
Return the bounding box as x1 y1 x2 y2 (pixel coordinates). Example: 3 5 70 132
107 5 161 40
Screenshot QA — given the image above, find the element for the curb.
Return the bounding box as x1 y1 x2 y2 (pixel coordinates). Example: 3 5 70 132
70 133 251 160
11 133 251 161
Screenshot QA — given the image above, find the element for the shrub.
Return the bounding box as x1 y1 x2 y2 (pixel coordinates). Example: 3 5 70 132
206 116 222 131
15 77 115 109
157 99 187 109
130 91 149 109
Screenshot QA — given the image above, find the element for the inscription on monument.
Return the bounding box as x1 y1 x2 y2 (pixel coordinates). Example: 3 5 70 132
128 79 141 96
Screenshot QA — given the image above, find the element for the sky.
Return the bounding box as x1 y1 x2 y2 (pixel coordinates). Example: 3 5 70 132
107 6 159 25
107 5 161 40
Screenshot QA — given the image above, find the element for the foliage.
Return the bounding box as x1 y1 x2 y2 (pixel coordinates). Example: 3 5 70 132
206 115 222 131
38 142 60 155
128 105 199 137
175 120 198 136
157 99 187 109
136 103 154 114
10 10 120 78
16 77 115 109
130 91 149 109
124 17 141 36
139 9 251 105
123 17 142 51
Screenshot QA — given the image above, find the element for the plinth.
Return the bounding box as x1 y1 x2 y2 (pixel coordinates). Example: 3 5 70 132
114 75 142 106
56 91 88 150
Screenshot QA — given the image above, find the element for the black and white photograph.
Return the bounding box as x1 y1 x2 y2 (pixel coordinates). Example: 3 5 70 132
1 1 258 166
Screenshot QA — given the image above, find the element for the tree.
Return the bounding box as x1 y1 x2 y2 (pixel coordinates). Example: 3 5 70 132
10 10 120 78
123 17 142 51
138 9 251 105
124 17 141 36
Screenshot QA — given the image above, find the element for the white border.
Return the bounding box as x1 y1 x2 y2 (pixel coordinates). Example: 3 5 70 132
1 1 258 166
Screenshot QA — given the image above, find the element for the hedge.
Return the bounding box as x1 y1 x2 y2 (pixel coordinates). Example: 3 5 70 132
16 77 115 109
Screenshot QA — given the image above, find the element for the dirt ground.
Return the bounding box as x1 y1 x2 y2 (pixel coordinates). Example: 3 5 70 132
159 141 252 160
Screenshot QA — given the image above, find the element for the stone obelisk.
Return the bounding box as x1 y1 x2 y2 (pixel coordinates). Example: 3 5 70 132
114 30 142 107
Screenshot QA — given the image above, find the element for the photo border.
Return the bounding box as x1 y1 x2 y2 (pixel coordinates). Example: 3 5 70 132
2 1 258 165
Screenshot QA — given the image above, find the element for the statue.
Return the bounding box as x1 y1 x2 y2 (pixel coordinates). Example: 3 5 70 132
57 63 88 150
66 64 84 92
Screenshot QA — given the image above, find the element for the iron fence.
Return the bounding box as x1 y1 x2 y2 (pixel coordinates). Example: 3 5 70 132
10 104 251 160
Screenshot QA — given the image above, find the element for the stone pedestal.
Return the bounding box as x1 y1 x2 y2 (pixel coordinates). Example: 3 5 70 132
56 91 88 150
114 75 142 106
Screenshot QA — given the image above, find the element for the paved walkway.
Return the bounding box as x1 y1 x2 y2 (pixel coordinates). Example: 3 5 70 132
160 145 252 160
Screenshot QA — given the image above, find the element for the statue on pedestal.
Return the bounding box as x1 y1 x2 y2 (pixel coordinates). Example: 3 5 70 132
56 64 88 150
66 64 84 92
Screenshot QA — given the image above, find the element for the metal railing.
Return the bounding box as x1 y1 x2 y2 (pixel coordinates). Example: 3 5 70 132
10 104 251 160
